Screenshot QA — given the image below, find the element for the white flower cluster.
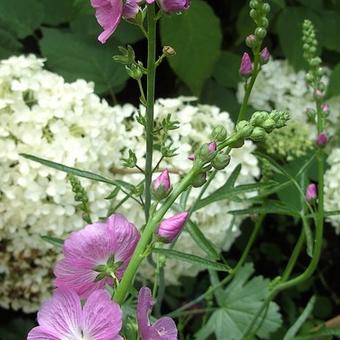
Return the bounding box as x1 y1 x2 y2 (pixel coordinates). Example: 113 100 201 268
324 148 340 234
0 55 259 311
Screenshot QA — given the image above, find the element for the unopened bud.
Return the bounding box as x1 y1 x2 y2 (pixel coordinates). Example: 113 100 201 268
125 64 143 80
261 118 276 132
250 111 269 126
192 172 207 188
250 127 266 142
239 52 253 78
212 154 231 170
260 47 270 64
197 142 217 162
152 169 172 200
306 183 317 201
156 212 189 243
246 34 257 49
255 27 267 40
321 103 330 113
236 120 254 138
163 46 176 57
316 132 328 146
211 125 227 142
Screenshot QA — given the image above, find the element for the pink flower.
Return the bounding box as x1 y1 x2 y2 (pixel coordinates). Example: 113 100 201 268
239 52 253 77
28 289 122 340
158 0 191 12
157 212 189 243
316 132 328 146
152 169 172 200
321 103 330 113
54 214 140 298
260 47 270 64
91 0 140 44
306 183 317 201
137 287 178 339
208 142 217 153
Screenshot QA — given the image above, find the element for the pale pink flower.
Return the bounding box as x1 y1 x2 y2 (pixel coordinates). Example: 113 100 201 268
158 0 191 12
137 287 178 339
152 169 172 200
28 289 122 340
91 0 140 44
157 212 189 243
54 214 140 298
240 52 253 77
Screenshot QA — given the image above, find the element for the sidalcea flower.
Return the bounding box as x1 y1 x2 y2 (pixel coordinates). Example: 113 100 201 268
158 0 191 12
306 183 317 201
260 47 270 64
54 214 140 298
157 212 189 243
316 132 328 146
28 289 122 340
240 52 253 77
152 169 172 200
91 0 140 44
137 287 178 339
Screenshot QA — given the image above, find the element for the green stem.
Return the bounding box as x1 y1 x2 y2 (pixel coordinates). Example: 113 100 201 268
114 166 201 304
144 4 157 222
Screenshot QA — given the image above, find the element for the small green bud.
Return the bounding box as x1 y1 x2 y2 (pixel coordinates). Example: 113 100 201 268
262 3 270 13
192 172 207 188
211 125 227 142
249 0 258 9
260 18 269 29
125 64 143 80
250 111 269 126
261 118 276 132
250 127 266 142
249 9 257 19
310 57 321 67
197 142 217 162
236 120 253 138
246 34 258 49
255 27 267 40
212 154 231 170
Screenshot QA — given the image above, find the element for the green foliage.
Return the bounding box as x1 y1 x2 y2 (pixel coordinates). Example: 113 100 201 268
195 263 282 340
327 63 340 98
160 0 222 95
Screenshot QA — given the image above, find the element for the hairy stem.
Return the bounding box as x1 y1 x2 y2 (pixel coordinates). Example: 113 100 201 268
144 3 157 222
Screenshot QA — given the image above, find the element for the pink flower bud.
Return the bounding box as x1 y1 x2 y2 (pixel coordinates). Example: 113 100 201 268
240 52 253 77
260 47 270 64
208 142 217 153
245 34 257 48
321 103 330 113
157 212 189 243
152 169 172 200
158 0 191 12
316 132 328 146
314 89 324 99
306 183 317 201
188 154 195 161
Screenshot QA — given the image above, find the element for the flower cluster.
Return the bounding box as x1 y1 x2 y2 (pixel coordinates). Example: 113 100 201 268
0 56 259 310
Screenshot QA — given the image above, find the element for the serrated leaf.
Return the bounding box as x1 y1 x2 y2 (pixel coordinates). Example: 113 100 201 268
283 296 316 340
0 0 44 39
40 28 129 94
196 263 282 340
40 235 64 248
153 248 229 272
160 0 222 95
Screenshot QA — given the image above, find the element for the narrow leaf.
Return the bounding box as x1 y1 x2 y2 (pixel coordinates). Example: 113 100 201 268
283 296 316 340
153 248 229 272
40 235 64 248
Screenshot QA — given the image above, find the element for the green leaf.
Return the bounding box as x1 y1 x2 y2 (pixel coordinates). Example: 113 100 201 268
196 263 282 340
325 210 340 216
186 220 220 260
296 0 323 11
0 28 22 59
283 296 316 340
39 0 75 25
160 0 222 95
152 248 229 272
40 235 64 248
20 153 118 186
212 51 241 89
319 11 340 53
327 63 340 98
276 7 321 69
40 28 129 94
0 0 44 39
293 327 340 339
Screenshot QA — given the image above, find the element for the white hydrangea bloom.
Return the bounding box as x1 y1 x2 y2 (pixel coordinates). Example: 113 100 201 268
0 55 259 311
324 148 340 233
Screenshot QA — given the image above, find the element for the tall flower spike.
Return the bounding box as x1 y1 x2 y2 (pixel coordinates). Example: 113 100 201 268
28 289 122 340
54 214 140 298
91 0 140 44
152 169 172 200
137 287 178 339
158 0 191 12
157 212 189 243
306 183 317 201
240 52 253 77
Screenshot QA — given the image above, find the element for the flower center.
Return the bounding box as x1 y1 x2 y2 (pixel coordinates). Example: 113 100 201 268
93 255 122 282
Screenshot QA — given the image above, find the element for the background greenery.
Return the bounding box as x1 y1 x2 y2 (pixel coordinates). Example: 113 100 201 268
0 0 339 339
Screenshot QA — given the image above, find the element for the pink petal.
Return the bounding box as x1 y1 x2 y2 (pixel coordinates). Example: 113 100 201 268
123 0 140 18
82 290 123 340
37 289 82 338
27 326 60 340
146 0 155 3
137 287 154 339
153 317 178 339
